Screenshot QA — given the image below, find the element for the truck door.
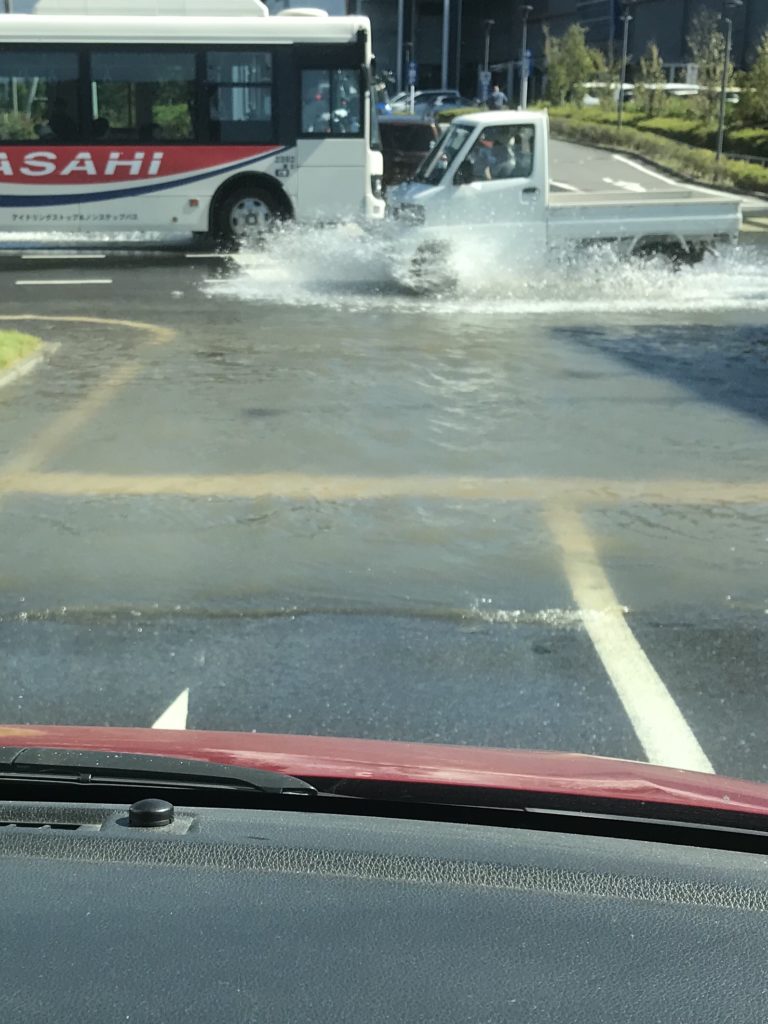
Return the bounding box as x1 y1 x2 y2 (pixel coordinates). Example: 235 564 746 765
447 123 547 251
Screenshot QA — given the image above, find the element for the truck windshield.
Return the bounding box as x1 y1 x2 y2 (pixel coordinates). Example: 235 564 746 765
414 124 472 184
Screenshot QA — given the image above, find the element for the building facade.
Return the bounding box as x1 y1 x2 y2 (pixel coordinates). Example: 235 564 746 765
353 0 768 103
6 0 768 101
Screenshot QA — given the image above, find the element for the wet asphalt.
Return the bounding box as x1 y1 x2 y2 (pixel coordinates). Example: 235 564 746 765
0 229 767 782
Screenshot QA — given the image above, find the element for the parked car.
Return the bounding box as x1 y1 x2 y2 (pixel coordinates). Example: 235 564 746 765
421 94 476 117
378 114 440 186
390 89 470 114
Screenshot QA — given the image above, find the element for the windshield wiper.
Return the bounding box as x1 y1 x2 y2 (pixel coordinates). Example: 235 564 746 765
0 748 316 796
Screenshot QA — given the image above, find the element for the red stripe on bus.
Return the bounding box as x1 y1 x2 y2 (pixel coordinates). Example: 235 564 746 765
0 146 284 186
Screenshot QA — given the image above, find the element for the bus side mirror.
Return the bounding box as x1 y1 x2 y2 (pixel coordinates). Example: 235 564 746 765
453 160 473 185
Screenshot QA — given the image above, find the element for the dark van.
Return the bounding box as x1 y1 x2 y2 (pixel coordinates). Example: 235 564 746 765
378 116 440 187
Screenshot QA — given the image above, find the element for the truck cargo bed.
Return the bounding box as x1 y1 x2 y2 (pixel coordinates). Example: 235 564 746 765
548 190 741 243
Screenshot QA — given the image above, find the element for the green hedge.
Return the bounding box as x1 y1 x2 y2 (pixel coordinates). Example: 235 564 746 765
549 115 768 195
546 105 645 128
638 116 714 148
727 127 768 159
548 105 768 161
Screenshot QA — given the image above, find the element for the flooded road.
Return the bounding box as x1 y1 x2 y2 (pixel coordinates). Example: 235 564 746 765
1 233 768 780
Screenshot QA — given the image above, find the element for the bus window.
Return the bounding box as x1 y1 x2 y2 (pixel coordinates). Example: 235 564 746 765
301 69 361 136
90 50 196 143
0 50 80 142
206 51 273 144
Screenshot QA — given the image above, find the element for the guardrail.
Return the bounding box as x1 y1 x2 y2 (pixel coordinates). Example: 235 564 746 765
725 152 768 167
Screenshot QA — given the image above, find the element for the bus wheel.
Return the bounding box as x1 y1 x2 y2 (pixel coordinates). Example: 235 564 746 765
214 187 283 247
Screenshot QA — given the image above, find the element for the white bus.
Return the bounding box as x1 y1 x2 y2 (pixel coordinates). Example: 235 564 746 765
0 6 385 242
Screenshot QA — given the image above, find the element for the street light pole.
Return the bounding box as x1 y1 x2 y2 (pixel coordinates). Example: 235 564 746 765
617 2 634 130
481 18 494 103
454 0 463 96
441 0 451 90
396 0 404 94
519 5 533 110
483 19 495 74
716 0 742 164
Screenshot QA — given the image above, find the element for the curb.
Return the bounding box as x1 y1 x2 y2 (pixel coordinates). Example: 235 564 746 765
0 341 60 392
549 126 768 208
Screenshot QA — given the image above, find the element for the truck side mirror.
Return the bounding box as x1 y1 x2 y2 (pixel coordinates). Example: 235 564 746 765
453 160 473 185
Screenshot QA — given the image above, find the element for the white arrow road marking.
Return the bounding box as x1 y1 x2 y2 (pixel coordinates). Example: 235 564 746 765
602 176 647 192
550 179 580 192
152 688 189 730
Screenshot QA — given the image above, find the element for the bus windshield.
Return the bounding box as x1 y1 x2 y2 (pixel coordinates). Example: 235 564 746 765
415 123 471 185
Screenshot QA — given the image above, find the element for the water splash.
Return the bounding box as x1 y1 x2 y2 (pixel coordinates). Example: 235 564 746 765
205 223 768 322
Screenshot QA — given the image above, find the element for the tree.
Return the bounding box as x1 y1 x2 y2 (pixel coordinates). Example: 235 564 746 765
544 23 604 106
543 25 568 105
738 30 768 126
687 6 729 123
590 48 617 111
635 42 666 117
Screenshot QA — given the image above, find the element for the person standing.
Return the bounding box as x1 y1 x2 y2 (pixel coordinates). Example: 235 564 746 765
486 84 508 111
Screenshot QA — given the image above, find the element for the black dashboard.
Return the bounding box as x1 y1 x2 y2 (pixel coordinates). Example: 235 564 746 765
2 798 767 1022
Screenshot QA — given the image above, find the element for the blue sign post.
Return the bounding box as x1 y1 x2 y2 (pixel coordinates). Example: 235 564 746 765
407 61 417 113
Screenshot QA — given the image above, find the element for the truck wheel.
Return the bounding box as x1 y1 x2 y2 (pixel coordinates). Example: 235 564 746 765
213 187 284 248
631 240 693 269
408 241 457 293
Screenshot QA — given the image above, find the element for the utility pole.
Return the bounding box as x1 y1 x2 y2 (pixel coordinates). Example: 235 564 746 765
3 1 12 13
519 5 533 110
396 0 404 94
716 0 742 163
454 0 463 96
441 0 451 90
483 19 494 74
617 1 635 130
607 0 615 66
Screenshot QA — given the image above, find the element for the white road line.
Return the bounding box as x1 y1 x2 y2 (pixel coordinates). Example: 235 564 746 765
612 153 734 199
14 278 113 286
185 253 228 259
550 179 580 192
21 253 106 260
602 176 646 193
546 505 714 774
0 350 44 391
152 688 189 730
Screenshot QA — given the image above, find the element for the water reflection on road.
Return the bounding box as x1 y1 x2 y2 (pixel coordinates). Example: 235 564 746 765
1 234 768 774
197 228 768 620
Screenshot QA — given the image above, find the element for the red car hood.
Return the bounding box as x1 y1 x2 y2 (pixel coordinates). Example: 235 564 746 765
1 722 767 819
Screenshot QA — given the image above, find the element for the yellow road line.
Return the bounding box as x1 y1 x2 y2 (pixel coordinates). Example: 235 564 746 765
0 315 176 484
0 363 140 480
546 504 714 773
1 470 766 507
0 314 175 346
